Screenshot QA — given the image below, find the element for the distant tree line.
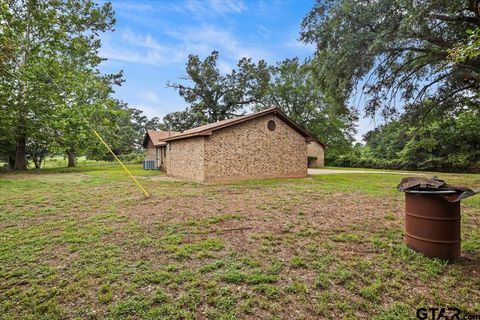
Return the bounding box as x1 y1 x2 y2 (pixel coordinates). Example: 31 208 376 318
331 107 480 172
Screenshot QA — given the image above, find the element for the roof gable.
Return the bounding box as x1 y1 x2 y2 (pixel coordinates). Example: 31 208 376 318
161 108 325 146
142 130 179 147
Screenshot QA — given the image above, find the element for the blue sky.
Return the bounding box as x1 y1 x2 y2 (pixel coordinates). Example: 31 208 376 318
99 0 375 141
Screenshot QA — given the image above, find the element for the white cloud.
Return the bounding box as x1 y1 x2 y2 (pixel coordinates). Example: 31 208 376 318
135 103 164 119
165 24 273 62
218 61 234 74
101 23 274 69
111 2 154 12
184 0 205 13
100 29 185 66
100 46 142 64
182 0 246 15
256 24 271 38
102 0 275 68
209 0 246 14
284 31 316 53
142 91 161 104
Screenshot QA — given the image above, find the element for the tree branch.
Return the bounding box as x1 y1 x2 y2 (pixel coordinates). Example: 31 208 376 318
384 47 433 54
426 84 475 122
413 32 453 49
428 13 479 25
414 72 452 102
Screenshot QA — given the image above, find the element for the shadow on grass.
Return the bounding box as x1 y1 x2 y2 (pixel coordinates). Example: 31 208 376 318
0 163 161 177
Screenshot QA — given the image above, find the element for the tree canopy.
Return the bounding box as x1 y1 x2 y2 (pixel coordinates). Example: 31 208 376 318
301 0 480 118
167 51 271 124
450 27 480 62
1 0 119 169
161 107 203 132
0 0 158 169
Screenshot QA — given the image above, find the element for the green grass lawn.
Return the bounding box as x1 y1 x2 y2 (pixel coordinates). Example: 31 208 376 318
1 165 479 319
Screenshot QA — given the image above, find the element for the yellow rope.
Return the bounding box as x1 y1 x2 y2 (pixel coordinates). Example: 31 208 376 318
92 130 150 198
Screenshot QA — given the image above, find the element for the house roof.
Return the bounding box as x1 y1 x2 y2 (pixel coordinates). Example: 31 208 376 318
142 130 179 147
160 107 326 147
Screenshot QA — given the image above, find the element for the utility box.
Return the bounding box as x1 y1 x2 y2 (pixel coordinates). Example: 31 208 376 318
143 160 156 170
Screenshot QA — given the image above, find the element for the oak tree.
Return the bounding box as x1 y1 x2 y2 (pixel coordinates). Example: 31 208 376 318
301 0 480 118
167 51 271 123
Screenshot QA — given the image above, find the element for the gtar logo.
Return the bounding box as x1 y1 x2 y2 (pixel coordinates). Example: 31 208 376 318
416 307 461 320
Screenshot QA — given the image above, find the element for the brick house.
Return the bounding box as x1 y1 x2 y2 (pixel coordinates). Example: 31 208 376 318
143 108 325 181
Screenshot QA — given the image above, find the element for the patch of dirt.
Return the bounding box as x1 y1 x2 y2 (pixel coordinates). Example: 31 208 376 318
123 185 402 249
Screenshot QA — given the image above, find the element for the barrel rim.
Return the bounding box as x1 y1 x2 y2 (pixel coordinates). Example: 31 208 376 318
405 190 457 194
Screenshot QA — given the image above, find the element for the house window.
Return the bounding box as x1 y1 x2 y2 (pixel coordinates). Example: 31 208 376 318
163 147 166 157
267 120 276 131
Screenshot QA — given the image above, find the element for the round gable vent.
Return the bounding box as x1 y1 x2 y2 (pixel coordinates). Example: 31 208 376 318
267 120 276 131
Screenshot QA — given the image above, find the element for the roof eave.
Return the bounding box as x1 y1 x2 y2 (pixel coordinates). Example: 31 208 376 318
159 107 326 147
271 109 327 147
307 138 327 148
163 131 213 142
142 131 151 148
162 108 281 142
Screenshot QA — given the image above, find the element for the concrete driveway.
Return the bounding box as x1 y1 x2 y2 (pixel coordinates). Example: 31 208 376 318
308 168 419 175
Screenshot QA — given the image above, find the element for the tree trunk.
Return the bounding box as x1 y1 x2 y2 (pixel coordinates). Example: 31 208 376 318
474 0 480 19
8 155 15 169
32 156 41 169
13 123 27 170
67 150 76 167
13 10 31 171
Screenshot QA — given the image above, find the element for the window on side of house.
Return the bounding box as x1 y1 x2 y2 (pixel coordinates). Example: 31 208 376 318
267 120 276 131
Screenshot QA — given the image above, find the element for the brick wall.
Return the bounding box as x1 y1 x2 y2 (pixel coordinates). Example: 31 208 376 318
203 114 307 182
167 137 205 181
145 147 156 161
144 139 156 162
307 142 325 167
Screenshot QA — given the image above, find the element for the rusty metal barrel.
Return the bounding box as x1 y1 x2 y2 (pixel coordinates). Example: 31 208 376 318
398 176 479 261
404 190 461 260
